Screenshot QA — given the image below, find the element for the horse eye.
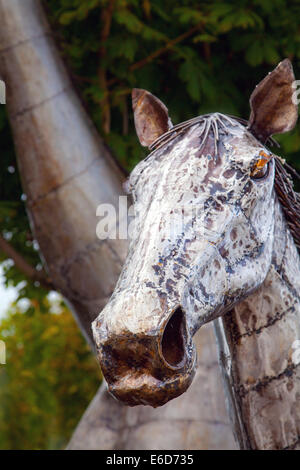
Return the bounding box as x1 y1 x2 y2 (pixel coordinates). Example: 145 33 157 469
251 162 269 179
250 150 272 180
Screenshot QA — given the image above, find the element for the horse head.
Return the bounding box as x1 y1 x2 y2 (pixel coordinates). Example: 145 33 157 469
92 59 298 407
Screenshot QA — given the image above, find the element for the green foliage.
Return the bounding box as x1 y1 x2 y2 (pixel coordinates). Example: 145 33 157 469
0 0 300 448
0 301 100 450
42 0 300 167
0 105 44 301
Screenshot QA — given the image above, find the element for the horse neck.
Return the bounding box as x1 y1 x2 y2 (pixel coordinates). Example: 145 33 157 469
214 196 300 450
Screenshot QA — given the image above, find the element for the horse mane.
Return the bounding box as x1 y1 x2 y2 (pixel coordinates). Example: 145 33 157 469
274 159 300 250
149 113 300 253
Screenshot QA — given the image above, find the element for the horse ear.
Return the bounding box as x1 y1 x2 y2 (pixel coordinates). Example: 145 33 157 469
132 89 172 147
248 59 298 142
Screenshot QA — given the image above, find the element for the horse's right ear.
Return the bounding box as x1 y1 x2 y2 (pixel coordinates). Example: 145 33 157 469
132 89 172 147
248 59 298 143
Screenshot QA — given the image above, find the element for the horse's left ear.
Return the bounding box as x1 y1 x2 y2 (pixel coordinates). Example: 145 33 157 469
132 89 172 147
248 59 298 142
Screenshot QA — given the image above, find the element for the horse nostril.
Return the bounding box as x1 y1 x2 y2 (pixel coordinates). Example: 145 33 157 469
161 306 187 368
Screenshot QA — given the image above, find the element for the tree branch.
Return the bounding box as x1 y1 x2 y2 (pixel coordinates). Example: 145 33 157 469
107 23 203 88
0 235 54 291
98 0 115 133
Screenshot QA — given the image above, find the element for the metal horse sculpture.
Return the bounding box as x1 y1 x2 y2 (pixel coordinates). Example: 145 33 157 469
93 59 300 450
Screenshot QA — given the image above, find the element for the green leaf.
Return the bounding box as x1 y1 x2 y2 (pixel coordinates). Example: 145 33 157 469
245 40 264 66
84 85 105 102
114 8 167 41
178 61 201 102
193 34 217 43
151 4 171 22
263 40 280 64
114 9 145 34
173 7 205 24
208 3 234 22
59 11 77 25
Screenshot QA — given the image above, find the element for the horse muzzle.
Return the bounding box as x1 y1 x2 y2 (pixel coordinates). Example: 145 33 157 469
92 303 197 407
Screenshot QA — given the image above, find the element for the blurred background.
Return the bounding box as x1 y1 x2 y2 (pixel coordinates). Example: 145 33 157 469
0 0 300 449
